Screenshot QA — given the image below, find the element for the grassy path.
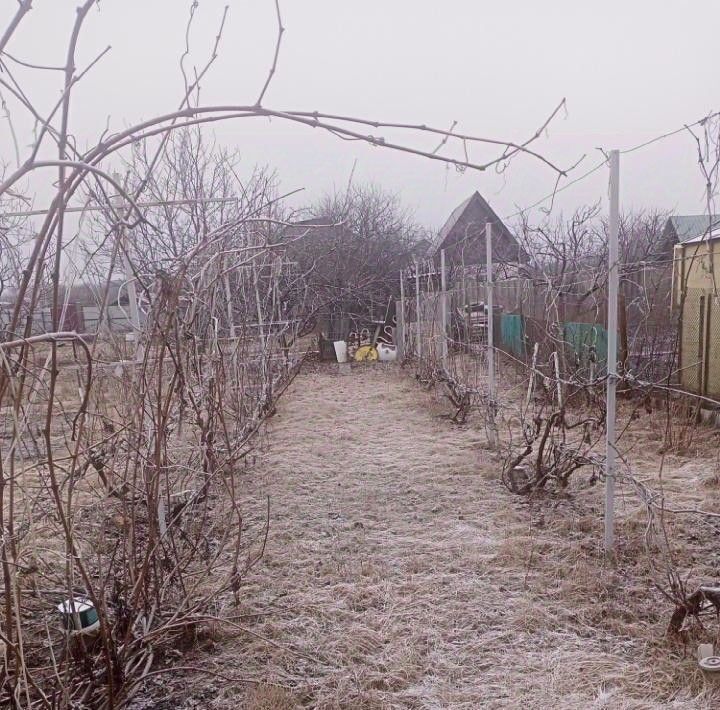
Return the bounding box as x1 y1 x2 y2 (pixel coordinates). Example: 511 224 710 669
147 365 710 709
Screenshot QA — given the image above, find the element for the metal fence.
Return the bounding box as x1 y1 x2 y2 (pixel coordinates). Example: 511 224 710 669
0 301 138 339
679 288 720 398
397 257 678 391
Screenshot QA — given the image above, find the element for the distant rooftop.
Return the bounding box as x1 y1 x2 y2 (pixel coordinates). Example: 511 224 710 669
430 191 524 261
431 193 477 255
667 214 720 244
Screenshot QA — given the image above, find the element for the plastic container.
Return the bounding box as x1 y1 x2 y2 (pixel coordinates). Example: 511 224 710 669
57 598 100 635
377 342 397 362
333 340 348 363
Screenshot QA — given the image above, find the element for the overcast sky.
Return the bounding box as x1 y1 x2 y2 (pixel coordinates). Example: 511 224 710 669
1 0 719 231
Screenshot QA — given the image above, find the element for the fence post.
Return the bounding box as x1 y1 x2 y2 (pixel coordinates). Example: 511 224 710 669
112 173 140 334
415 260 422 361
122 236 140 332
605 149 620 553
486 222 498 448
619 291 628 373
525 342 539 411
440 249 448 369
398 269 405 360
224 267 236 339
704 298 712 396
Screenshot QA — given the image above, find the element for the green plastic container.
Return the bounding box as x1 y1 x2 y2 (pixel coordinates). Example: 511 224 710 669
57 598 99 634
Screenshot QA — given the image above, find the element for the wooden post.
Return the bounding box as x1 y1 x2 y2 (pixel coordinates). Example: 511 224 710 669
440 249 448 369
703 296 712 396
415 260 422 360
525 342 539 412
698 294 705 395
398 269 405 360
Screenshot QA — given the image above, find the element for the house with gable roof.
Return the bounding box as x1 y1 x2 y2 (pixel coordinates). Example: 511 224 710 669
430 191 528 270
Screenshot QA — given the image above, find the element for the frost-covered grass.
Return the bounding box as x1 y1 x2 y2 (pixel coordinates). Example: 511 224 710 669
134 364 720 709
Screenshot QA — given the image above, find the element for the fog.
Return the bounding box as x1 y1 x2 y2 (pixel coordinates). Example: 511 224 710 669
1 0 718 228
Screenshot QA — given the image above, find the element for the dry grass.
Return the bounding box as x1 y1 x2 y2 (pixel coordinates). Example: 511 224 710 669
126 363 720 708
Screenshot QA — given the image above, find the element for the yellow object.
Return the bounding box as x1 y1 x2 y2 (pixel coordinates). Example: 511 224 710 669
354 345 378 362
674 238 720 397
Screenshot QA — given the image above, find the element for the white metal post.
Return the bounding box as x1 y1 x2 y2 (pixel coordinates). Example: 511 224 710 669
415 260 422 360
112 174 140 334
605 149 620 553
123 250 140 332
486 222 498 448
440 248 448 368
223 268 236 339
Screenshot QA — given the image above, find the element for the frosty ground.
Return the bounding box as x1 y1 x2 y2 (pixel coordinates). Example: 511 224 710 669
140 364 720 709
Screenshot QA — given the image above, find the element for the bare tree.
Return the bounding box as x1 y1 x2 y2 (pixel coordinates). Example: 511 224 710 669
288 183 425 321
85 128 280 273
0 2 573 706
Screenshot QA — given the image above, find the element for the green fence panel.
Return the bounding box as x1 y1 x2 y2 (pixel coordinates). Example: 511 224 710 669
563 322 608 365
500 314 526 358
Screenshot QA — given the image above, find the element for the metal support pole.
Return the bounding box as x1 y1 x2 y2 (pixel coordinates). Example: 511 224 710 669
398 270 406 360
486 222 497 447
123 246 141 332
223 267 236 339
415 260 422 360
112 174 140 334
605 149 620 553
440 248 448 368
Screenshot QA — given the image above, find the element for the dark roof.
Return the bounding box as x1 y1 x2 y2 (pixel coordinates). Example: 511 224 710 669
432 194 476 254
281 215 345 241
431 191 525 261
289 216 335 228
409 237 433 259
665 214 720 244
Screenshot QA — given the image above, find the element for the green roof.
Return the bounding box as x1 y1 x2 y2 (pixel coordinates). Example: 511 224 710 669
669 214 720 243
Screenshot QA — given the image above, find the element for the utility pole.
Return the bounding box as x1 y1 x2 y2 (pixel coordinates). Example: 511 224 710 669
486 222 497 448
440 248 448 368
605 149 620 553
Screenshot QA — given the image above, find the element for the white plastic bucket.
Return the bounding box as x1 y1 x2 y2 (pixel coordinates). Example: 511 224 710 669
377 342 397 362
333 340 348 363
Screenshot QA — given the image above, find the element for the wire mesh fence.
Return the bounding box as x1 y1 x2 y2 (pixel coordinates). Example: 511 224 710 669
678 288 720 399
397 256 680 414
